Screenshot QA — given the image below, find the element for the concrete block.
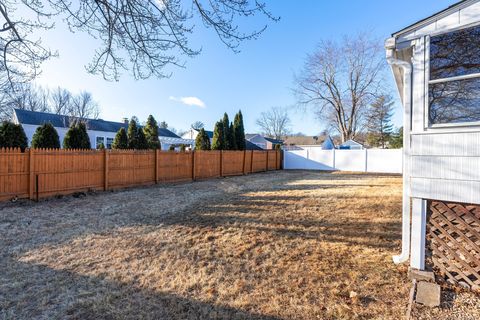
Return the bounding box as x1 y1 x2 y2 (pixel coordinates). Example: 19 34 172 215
415 281 441 307
409 269 435 282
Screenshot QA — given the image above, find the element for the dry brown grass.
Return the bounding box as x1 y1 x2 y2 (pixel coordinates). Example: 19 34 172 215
1 171 411 319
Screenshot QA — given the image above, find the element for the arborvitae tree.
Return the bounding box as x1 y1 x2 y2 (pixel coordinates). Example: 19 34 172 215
0 121 28 150
31 123 60 149
136 127 149 149
127 118 139 149
195 128 211 150
97 142 105 149
144 115 161 149
229 122 236 150
112 127 128 149
222 113 233 150
211 121 224 150
180 144 186 152
63 121 91 149
169 145 175 151
233 110 245 150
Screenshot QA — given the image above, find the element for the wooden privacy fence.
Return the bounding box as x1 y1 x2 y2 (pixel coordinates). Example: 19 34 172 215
427 200 480 291
0 148 281 202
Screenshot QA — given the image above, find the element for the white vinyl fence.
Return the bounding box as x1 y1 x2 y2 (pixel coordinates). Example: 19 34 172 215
284 147 403 174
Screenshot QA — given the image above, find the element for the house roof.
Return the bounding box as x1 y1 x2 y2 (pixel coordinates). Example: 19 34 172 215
245 133 259 140
193 128 214 139
340 139 363 147
246 134 283 144
245 140 264 150
392 0 472 37
264 137 283 144
13 109 180 138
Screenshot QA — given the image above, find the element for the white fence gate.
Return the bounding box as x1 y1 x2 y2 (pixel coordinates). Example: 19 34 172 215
284 147 402 174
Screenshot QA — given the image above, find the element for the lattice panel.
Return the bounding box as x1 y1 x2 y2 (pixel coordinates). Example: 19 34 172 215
427 201 480 291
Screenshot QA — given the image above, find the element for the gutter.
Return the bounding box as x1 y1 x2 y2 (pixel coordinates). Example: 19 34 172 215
385 38 413 264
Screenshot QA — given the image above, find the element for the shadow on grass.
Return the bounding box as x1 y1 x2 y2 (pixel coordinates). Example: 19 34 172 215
1 257 283 320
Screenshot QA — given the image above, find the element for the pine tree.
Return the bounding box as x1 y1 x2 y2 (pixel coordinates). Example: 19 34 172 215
366 95 395 148
389 127 403 149
195 128 211 150
233 110 246 150
31 123 60 149
144 115 161 149
211 121 224 150
0 121 28 151
63 121 91 149
222 113 233 150
127 118 139 149
136 127 149 149
112 127 128 149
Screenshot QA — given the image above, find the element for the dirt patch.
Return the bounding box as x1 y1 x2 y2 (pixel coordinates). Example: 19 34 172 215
1 170 475 319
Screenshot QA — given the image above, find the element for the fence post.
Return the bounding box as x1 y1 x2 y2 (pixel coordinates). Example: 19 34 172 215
104 149 109 191
220 150 223 177
265 151 269 171
332 149 336 170
250 151 254 173
192 151 196 181
155 149 159 184
275 150 278 170
364 149 368 173
242 150 247 175
29 148 34 199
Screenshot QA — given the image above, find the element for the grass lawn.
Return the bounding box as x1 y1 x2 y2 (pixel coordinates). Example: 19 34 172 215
0 171 423 319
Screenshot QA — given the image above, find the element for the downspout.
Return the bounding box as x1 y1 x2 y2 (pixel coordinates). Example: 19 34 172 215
385 38 412 264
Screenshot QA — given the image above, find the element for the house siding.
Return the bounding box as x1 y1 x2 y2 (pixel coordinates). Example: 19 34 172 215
401 1 480 206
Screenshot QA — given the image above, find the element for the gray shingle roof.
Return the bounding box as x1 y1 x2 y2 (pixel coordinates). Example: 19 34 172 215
14 109 180 138
245 140 264 150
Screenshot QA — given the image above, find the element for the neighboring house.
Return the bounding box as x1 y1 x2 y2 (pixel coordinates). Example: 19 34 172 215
181 128 214 142
246 134 283 150
338 139 364 150
387 0 480 289
245 140 264 151
321 136 335 150
12 109 192 150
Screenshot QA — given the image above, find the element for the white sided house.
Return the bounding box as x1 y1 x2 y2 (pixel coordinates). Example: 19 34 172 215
13 109 192 150
387 0 480 290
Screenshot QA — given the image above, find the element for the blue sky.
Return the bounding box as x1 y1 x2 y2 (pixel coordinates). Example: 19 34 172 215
34 0 457 135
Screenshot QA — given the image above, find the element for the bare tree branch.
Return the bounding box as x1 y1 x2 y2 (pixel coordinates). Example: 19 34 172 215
256 106 290 140
294 33 385 142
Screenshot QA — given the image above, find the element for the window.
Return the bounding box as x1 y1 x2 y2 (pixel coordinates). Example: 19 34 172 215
106 137 114 149
428 25 480 125
96 136 105 148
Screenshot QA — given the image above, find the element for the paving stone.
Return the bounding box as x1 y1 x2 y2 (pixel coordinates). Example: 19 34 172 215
409 269 435 282
416 281 441 307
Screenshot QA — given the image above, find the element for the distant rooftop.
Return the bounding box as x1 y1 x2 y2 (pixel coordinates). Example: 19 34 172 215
13 109 180 138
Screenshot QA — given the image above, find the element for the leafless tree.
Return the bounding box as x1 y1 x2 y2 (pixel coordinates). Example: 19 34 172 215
191 121 205 130
71 91 99 119
256 106 291 139
1 0 277 87
50 87 72 115
0 1 55 89
294 34 385 142
0 83 50 120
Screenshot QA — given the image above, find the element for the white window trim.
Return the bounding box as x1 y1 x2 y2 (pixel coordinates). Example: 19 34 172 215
96 136 106 147
424 27 480 130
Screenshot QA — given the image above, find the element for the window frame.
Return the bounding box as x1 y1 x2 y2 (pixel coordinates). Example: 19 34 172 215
96 136 106 148
425 25 480 129
106 137 114 149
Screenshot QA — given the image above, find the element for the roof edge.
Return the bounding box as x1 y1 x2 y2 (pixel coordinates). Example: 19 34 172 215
392 0 474 38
